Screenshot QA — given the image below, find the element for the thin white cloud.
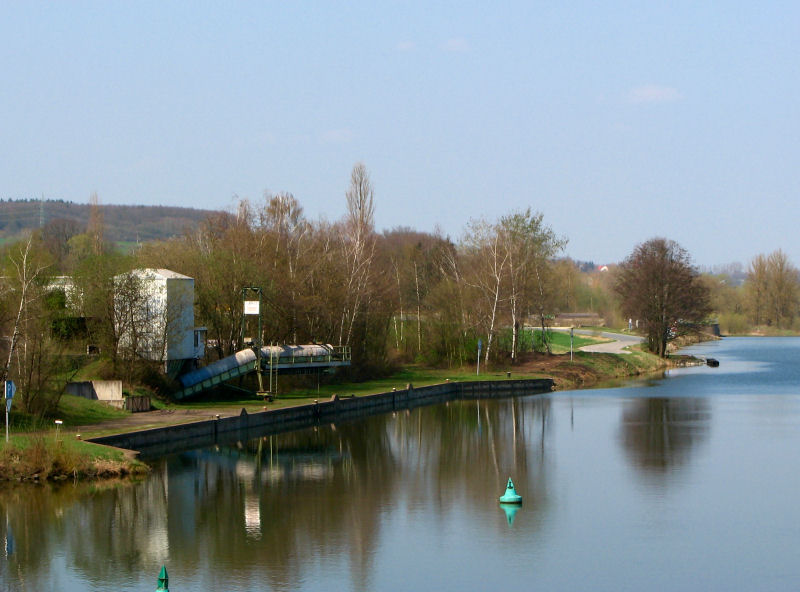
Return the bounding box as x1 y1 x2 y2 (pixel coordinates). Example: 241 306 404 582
628 85 683 104
442 38 469 52
395 41 416 52
320 128 354 144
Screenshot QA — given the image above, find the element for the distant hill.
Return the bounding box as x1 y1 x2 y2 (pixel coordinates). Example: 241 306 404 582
0 199 222 243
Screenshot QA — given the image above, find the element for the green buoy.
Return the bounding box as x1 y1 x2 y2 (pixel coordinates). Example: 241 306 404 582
499 477 522 504
156 565 169 591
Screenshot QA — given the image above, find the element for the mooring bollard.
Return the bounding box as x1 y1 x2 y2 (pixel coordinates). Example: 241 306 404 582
156 565 169 591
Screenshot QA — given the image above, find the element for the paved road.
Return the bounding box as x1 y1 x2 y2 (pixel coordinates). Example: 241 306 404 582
577 329 644 354
551 327 644 355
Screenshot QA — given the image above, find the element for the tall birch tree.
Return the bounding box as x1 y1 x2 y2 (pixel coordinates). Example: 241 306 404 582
339 163 376 349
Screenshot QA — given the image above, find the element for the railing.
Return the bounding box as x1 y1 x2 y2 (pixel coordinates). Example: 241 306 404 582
175 345 351 400
260 345 351 367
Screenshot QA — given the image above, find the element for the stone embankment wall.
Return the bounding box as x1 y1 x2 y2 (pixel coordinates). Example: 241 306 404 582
89 378 553 457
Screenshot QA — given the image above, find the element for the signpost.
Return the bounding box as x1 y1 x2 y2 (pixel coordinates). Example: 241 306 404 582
5 380 15 443
241 287 267 396
570 327 574 362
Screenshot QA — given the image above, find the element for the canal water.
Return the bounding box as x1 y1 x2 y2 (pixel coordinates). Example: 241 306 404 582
2 337 800 591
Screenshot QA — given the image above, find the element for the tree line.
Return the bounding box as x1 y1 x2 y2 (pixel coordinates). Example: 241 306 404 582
1 163 799 415
0 198 216 243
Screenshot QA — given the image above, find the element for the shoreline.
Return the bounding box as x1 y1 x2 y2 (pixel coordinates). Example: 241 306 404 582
0 342 703 482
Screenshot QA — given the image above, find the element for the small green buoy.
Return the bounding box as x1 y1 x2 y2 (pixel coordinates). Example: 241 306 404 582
156 565 169 591
499 477 522 504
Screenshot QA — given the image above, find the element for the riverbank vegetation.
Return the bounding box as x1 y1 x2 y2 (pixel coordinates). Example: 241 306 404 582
0 163 797 440
0 433 147 482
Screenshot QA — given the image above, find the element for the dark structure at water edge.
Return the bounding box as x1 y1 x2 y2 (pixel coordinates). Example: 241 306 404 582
90 378 554 457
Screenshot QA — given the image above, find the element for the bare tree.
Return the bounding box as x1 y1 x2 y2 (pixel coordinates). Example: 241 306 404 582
339 163 376 348
259 192 313 343
463 218 508 364
744 250 800 329
0 237 74 415
1 237 50 384
765 250 799 328
745 254 768 326
615 238 711 357
498 209 565 359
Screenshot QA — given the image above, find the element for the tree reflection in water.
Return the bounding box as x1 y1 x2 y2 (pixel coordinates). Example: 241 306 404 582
619 397 710 475
0 395 554 591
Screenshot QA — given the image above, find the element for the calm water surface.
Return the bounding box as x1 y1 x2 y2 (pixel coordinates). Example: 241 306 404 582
2 337 800 591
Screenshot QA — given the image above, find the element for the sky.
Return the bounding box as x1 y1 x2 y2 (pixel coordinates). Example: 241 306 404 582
2 1 799 267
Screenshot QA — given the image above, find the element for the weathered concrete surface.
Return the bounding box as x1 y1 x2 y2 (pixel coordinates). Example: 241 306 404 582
67 380 123 401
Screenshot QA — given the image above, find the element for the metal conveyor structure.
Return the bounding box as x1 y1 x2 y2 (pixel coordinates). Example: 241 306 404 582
174 344 350 400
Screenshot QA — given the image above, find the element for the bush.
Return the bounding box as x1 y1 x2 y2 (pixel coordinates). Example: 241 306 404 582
719 313 749 335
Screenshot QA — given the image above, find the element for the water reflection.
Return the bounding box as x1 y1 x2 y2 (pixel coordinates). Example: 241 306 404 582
0 477 166 590
0 395 553 591
619 397 710 475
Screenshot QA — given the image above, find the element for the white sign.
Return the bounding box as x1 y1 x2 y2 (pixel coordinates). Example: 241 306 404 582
244 301 260 315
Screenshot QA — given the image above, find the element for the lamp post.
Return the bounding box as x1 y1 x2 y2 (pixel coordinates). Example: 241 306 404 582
241 286 266 395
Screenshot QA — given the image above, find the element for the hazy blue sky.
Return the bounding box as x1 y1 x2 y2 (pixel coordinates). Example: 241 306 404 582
2 1 798 266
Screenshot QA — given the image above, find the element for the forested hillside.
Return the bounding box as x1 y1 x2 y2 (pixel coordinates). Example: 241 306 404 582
0 199 220 243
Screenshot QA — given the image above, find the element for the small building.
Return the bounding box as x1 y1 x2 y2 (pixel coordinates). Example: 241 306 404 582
115 268 204 375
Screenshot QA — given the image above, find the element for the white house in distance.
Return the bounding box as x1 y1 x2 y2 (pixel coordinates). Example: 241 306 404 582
115 268 205 375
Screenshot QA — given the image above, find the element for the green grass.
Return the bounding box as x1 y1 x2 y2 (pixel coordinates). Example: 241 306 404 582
55 394 130 426
573 349 664 377
1 432 125 461
534 329 609 354
114 241 140 254
284 367 521 398
8 394 129 434
0 431 144 481
146 366 522 413
70 357 113 381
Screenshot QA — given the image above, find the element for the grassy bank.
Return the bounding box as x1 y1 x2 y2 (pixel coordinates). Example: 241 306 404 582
0 432 148 482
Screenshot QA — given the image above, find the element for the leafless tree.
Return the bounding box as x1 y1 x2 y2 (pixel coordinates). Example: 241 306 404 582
339 163 376 348
463 218 508 364
745 250 800 328
498 209 565 359
615 238 710 357
1 237 49 384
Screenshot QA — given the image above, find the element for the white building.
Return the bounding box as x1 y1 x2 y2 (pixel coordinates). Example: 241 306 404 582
115 268 205 373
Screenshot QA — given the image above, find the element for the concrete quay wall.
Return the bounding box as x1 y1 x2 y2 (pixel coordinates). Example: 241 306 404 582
89 378 553 456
